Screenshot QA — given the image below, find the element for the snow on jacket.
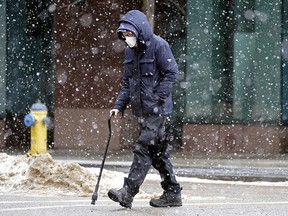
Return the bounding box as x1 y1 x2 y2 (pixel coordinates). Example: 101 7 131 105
113 10 179 117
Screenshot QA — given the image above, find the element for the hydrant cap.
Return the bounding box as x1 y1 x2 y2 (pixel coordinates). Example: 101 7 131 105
31 103 47 111
24 114 35 127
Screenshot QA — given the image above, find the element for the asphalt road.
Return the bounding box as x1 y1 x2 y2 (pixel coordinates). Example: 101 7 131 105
1 180 288 216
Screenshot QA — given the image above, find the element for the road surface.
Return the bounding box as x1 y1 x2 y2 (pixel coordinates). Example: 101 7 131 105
1 179 288 216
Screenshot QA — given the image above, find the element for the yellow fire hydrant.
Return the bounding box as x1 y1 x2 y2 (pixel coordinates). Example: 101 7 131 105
24 102 50 154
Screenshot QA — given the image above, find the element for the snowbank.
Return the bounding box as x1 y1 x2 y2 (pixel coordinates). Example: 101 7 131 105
0 153 124 197
0 153 161 198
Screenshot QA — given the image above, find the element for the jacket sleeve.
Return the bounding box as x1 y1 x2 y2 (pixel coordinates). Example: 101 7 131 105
113 72 130 113
154 42 179 103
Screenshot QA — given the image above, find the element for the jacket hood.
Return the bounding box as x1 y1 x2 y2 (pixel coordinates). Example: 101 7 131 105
117 10 153 42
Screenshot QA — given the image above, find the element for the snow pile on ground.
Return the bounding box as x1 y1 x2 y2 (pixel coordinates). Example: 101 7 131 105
0 153 130 197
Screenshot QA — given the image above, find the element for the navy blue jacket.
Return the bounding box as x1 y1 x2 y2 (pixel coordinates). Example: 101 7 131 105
114 10 179 117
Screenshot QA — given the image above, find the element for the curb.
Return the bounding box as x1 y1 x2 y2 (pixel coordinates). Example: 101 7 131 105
54 159 288 182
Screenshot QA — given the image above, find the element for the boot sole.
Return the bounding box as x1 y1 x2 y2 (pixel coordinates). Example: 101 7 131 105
108 190 131 208
150 202 182 208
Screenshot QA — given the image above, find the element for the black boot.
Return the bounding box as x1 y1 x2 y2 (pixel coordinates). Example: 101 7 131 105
149 190 182 207
108 187 134 208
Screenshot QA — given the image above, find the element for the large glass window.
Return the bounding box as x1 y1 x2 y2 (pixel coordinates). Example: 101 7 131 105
281 0 288 122
185 0 283 124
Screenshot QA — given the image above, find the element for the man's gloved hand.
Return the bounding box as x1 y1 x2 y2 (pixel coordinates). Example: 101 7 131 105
110 109 121 118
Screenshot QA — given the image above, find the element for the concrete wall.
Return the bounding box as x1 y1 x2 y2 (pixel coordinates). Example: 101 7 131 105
54 108 288 155
54 108 138 151
182 124 288 155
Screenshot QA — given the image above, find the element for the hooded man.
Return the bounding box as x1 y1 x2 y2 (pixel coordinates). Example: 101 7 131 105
108 10 182 208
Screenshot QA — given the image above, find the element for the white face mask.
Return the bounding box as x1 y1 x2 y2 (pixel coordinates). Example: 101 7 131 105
124 36 137 48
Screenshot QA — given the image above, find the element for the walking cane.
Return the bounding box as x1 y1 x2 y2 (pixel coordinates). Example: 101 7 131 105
91 111 114 205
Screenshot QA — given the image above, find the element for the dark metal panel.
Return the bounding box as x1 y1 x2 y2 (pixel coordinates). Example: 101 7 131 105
0 0 6 117
6 0 54 115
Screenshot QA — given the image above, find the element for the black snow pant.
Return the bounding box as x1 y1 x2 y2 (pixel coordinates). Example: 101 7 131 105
123 115 181 196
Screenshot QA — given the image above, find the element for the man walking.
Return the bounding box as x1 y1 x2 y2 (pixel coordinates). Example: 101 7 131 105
108 10 182 208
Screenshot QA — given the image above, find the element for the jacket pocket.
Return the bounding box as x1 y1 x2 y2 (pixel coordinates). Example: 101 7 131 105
140 58 155 90
140 58 155 76
124 59 134 77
